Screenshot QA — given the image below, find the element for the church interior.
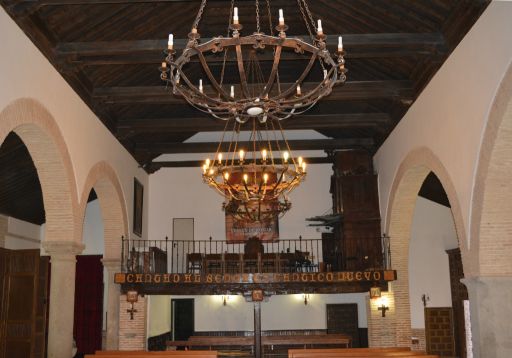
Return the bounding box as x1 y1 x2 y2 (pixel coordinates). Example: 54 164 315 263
0 1 511 358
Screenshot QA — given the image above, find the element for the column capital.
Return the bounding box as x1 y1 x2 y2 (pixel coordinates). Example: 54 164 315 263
43 240 84 260
102 258 122 272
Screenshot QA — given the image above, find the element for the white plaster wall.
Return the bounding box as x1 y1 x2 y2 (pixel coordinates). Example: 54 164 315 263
373 2 512 252
409 197 459 328
151 293 367 333
81 200 105 255
4 217 41 250
0 8 148 240
148 164 332 242
148 295 172 337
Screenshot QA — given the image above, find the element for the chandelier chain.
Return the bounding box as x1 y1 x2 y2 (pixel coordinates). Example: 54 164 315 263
192 0 208 30
255 0 261 33
219 0 235 88
297 0 315 42
265 0 273 36
301 0 317 33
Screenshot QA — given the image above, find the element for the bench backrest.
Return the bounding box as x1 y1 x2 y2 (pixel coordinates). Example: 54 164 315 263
288 348 433 358
90 350 217 357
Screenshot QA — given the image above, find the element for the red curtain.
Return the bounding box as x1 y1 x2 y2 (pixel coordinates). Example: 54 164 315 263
73 255 104 354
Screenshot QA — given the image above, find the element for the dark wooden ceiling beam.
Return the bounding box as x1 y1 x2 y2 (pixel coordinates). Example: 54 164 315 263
55 33 445 65
96 80 414 106
134 138 375 155
116 112 390 138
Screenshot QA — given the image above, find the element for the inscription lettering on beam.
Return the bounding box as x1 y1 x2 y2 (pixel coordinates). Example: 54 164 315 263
114 270 396 285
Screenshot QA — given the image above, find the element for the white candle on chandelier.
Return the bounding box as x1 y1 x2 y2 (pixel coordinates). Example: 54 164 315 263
283 151 289 162
243 173 248 183
263 173 269 183
239 149 245 161
338 36 343 51
223 172 230 180
261 149 267 161
205 158 211 168
168 33 174 50
317 19 323 34
202 164 207 174
199 79 203 93
233 7 239 24
278 9 285 25
298 156 303 166
296 85 301 96
301 162 307 172
230 85 235 98
218 153 223 163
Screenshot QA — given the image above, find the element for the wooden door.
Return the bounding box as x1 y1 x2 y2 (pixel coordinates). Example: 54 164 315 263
0 249 48 358
425 307 456 356
326 303 360 347
171 299 194 341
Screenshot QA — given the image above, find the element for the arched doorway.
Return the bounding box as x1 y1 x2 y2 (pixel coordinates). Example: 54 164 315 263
379 147 467 351
0 98 81 358
80 161 129 350
409 172 467 357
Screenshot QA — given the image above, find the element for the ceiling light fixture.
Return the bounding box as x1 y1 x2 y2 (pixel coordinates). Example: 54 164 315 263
160 0 347 124
160 0 347 222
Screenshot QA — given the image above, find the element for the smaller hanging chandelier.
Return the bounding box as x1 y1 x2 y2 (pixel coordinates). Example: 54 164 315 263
202 117 306 222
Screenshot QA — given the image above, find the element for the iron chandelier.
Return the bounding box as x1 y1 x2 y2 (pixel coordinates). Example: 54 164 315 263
160 0 347 124
160 0 348 222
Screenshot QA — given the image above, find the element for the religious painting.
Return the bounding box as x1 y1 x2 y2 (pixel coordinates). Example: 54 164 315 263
133 178 143 237
225 200 279 243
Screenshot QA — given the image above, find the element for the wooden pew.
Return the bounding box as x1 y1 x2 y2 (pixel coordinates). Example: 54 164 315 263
264 334 351 347
288 347 437 358
88 350 217 357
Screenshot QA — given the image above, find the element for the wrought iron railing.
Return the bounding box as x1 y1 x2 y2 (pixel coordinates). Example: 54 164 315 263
120 235 392 275
122 237 323 274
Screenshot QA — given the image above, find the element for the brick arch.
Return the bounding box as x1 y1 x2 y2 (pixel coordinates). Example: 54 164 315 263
80 161 129 260
471 62 512 277
383 147 467 346
0 98 79 242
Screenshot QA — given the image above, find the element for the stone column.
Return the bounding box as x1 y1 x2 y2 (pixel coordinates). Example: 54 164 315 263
43 241 84 358
102 258 121 350
462 276 512 358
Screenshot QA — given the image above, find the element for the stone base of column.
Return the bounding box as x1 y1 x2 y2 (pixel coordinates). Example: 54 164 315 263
102 258 121 350
462 276 512 358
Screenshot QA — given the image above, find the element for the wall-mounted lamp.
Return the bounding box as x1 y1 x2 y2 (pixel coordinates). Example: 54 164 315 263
370 286 381 299
376 296 389 317
421 294 430 307
126 289 138 320
303 294 310 305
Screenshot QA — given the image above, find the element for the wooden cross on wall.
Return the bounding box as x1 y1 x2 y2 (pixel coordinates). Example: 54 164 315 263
127 304 137 320
378 304 389 317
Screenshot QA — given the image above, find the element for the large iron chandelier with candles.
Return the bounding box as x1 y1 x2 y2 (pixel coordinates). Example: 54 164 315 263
160 0 347 222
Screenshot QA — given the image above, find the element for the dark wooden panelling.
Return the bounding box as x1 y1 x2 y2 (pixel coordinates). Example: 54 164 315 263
0 249 48 358
447 248 468 358
419 172 451 208
0 0 490 173
425 307 456 356
327 303 360 348
328 150 383 271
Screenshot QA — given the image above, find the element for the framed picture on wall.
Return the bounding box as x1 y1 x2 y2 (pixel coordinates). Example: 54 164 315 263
133 178 143 237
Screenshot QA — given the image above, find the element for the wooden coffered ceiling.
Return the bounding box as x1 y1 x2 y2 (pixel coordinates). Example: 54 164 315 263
0 0 489 224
